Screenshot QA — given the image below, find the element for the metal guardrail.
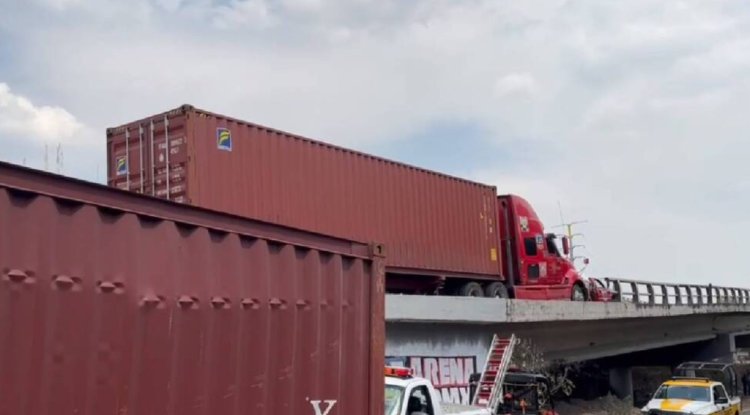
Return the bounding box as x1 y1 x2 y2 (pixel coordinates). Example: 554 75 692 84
604 278 750 306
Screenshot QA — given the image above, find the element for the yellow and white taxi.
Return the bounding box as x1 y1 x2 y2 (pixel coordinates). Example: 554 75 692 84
641 378 741 415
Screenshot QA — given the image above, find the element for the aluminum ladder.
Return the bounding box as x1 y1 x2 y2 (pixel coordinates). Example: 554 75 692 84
472 334 518 413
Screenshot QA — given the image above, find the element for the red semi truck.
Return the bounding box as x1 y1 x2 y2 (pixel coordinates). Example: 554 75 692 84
106 105 593 301
0 161 385 415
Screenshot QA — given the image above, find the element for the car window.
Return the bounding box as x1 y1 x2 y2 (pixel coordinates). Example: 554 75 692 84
654 385 710 402
407 386 435 415
384 385 404 415
545 234 561 257
713 385 728 401
524 237 538 256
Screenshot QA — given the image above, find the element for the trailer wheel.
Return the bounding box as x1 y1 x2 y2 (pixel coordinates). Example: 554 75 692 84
458 282 484 297
571 284 587 301
484 282 508 298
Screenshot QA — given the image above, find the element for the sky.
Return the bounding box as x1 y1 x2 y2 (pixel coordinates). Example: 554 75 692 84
1 0 750 286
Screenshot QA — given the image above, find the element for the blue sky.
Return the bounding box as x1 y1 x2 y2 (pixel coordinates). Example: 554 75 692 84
2 0 750 285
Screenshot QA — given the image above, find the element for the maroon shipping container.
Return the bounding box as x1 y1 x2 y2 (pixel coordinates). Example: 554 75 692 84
0 161 384 415
106 105 502 282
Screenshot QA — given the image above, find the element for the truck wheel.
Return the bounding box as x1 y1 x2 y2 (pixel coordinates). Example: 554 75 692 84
484 282 508 298
458 282 484 297
571 284 587 301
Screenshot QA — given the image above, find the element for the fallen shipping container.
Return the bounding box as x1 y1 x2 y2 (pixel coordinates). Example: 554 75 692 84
106 105 502 288
0 161 385 415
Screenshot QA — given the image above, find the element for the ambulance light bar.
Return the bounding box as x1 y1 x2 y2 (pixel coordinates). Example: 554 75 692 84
385 366 413 378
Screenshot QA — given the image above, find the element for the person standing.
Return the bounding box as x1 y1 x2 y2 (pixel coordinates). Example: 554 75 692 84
743 371 750 396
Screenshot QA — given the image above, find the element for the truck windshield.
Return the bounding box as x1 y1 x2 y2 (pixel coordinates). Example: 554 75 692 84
385 385 405 415
654 385 711 402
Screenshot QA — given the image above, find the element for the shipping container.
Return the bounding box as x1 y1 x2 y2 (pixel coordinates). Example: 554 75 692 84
106 105 502 288
0 161 385 415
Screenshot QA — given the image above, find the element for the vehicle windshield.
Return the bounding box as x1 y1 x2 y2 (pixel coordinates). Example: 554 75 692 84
654 385 711 402
385 385 405 415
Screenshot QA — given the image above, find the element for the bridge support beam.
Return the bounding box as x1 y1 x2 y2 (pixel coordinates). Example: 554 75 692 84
691 333 737 363
609 367 633 401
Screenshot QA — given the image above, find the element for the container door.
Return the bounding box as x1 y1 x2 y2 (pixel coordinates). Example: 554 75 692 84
147 115 190 203
108 125 149 193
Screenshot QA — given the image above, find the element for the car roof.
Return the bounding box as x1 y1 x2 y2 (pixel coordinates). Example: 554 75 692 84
385 375 421 388
663 379 720 387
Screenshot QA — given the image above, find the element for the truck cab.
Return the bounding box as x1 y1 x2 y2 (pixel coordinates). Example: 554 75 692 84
641 378 742 414
385 367 491 415
497 195 588 301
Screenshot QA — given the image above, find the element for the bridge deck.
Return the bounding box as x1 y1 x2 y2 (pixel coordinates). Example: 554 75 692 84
386 295 750 323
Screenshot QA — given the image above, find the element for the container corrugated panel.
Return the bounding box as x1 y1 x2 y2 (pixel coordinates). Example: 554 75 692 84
0 162 384 415
107 105 502 279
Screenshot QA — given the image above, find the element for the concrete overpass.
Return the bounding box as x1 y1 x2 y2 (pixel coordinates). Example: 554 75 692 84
386 295 750 362
384 292 750 404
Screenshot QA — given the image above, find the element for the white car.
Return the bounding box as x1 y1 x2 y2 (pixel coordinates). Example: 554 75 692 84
385 367 491 415
641 378 741 415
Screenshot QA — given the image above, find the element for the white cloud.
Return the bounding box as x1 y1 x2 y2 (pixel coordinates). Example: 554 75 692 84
155 0 183 12
2 0 750 284
212 0 276 30
0 83 101 180
33 0 82 10
280 0 322 13
494 73 539 97
0 83 92 146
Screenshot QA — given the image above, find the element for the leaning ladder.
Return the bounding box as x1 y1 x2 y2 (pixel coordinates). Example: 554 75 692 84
472 334 518 413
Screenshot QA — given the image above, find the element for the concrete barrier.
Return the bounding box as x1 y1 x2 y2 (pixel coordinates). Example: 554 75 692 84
386 295 750 324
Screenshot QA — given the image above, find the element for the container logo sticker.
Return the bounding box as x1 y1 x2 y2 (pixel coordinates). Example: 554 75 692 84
519 216 529 232
217 128 232 151
116 156 128 176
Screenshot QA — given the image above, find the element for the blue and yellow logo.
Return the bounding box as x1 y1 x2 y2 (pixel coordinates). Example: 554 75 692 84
116 157 128 176
217 128 232 151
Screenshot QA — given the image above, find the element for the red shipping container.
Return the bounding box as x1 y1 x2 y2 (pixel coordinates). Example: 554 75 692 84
0 161 384 415
106 105 502 281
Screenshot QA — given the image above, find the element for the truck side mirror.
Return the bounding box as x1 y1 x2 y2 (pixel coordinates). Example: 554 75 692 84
561 236 570 255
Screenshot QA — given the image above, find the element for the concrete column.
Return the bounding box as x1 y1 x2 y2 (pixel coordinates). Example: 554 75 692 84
734 333 750 363
609 367 633 401
693 334 734 363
